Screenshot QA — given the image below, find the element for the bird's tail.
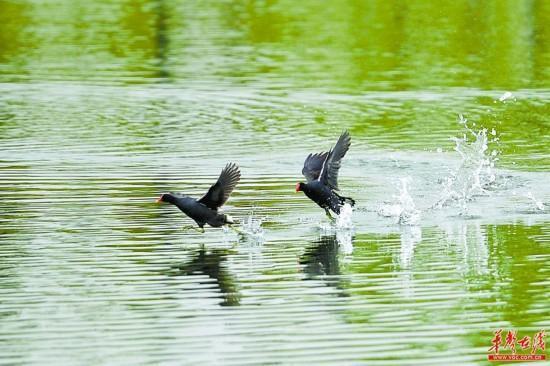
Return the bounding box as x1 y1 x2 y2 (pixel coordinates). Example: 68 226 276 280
335 192 355 207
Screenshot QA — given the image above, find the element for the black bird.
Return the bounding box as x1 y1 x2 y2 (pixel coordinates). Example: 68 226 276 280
156 163 241 232
296 131 355 221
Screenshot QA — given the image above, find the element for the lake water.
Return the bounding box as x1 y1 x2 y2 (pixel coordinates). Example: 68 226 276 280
1 1 549 365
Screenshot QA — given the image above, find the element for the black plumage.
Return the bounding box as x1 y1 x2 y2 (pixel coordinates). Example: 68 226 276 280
156 163 240 230
296 131 355 218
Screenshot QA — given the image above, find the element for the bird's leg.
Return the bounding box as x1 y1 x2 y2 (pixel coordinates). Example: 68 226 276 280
226 224 243 235
196 227 205 233
325 209 336 223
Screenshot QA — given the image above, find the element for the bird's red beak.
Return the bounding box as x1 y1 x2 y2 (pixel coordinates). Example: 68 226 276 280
155 195 163 203
295 183 301 192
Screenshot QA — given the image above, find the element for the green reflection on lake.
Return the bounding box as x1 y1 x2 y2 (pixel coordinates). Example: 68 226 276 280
0 0 548 90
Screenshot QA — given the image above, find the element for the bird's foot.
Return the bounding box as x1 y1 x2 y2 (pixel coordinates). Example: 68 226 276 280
182 225 205 233
227 224 244 235
325 210 336 223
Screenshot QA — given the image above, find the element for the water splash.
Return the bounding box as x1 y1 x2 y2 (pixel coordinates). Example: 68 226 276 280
317 211 354 254
498 91 514 102
317 204 355 252
434 115 498 211
524 192 545 211
336 203 354 229
377 177 420 225
222 213 265 242
336 230 353 255
239 215 265 236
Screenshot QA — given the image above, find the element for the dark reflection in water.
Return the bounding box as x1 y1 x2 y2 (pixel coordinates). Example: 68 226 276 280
301 235 341 276
300 235 350 295
169 246 240 306
153 0 170 79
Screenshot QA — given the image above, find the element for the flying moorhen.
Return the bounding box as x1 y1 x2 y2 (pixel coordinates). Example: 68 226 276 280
156 163 241 232
296 131 355 221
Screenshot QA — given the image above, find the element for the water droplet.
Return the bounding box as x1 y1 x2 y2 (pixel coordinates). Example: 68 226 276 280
498 91 513 102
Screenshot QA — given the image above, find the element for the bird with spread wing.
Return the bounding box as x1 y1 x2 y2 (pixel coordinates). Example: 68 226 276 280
296 131 355 221
156 163 241 232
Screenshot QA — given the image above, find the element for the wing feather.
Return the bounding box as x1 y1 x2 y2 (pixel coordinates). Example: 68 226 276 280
319 131 351 190
198 163 241 210
301 151 328 182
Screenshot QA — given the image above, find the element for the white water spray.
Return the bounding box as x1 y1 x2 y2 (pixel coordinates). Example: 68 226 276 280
336 203 354 229
336 230 354 255
434 115 498 210
240 214 265 236
524 192 545 211
498 91 514 102
378 177 420 225
317 203 354 246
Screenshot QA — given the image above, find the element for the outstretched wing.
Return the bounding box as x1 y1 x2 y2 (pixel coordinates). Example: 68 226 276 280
302 151 329 182
318 131 351 190
198 163 241 210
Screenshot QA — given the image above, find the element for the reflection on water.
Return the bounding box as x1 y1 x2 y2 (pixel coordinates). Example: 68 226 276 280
0 0 549 364
444 222 489 276
399 225 422 269
301 235 342 277
169 247 240 306
300 235 350 298
0 0 549 90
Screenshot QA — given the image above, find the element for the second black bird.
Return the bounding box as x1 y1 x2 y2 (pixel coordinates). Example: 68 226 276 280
296 131 355 221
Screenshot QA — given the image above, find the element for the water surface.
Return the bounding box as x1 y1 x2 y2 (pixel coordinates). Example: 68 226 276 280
1 1 549 365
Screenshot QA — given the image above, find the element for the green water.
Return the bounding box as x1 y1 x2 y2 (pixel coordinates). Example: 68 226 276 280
0 1 549 365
